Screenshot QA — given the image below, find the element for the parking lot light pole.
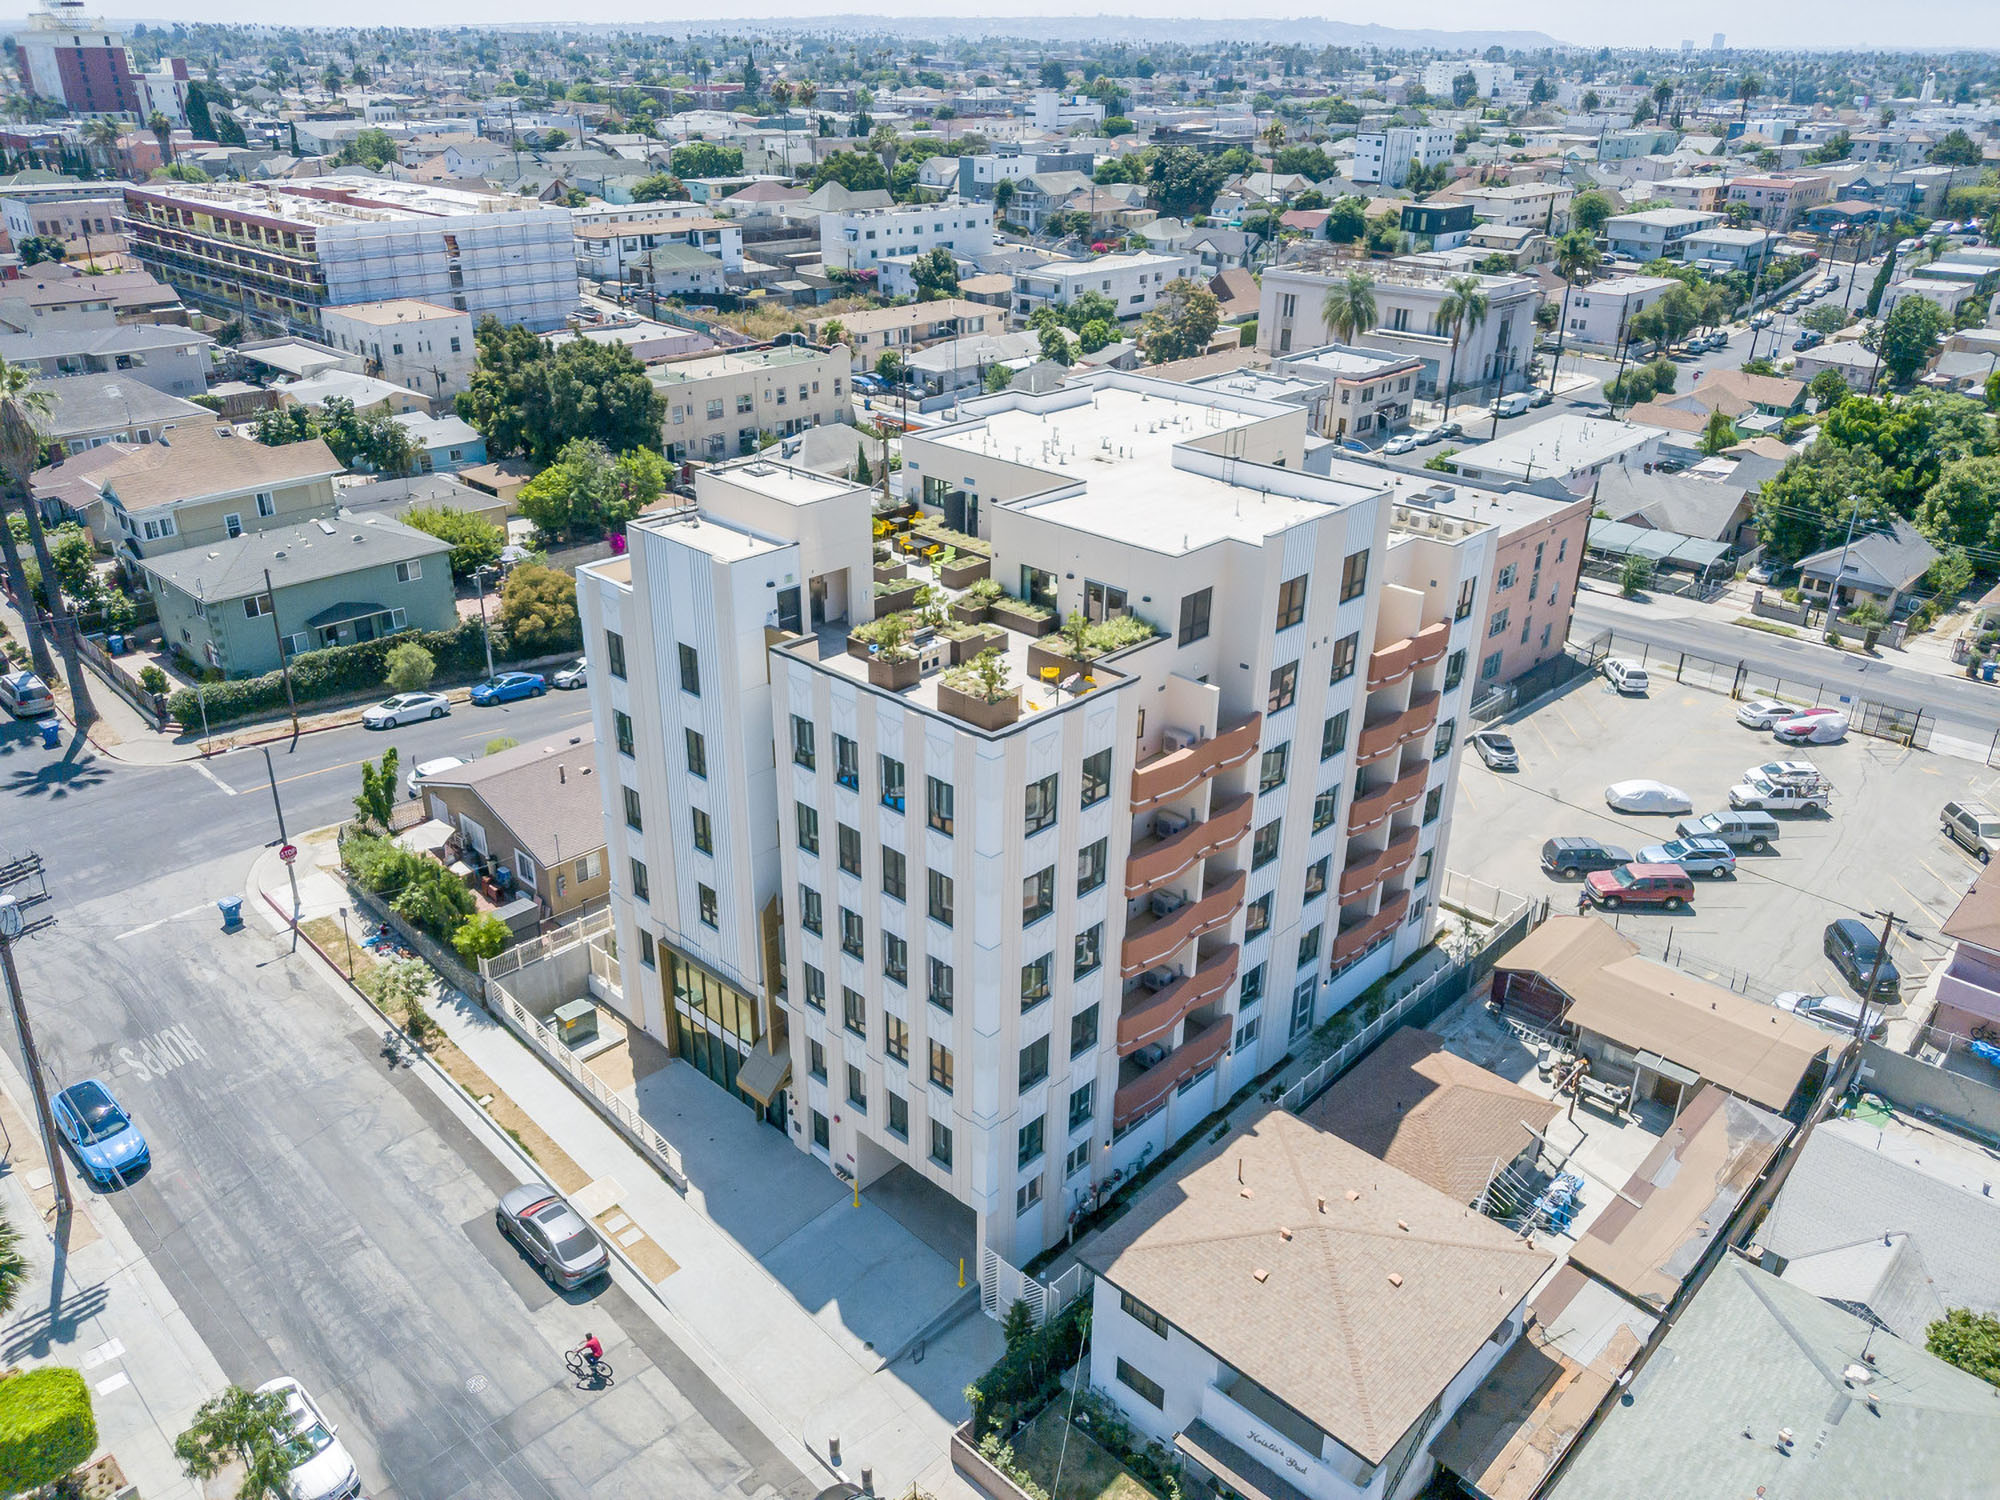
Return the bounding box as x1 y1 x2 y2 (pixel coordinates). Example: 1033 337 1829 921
0 893 69 1219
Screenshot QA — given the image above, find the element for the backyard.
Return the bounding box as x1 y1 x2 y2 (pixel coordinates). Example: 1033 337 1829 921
1008 1400 1159 1500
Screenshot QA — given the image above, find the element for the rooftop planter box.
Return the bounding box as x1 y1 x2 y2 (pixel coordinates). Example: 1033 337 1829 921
867 652 921 690
873 579 921 615
938 677 1021 729
951 597 992 626
912 520 990 557
941 623 1007 664
874 561 907 584
940 554 991 588
990 596 1056 637
1028 614 1160 681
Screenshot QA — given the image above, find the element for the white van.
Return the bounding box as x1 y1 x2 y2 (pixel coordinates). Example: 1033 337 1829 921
1497 392 1535 418
1601 658 1649 695
0 671 53 718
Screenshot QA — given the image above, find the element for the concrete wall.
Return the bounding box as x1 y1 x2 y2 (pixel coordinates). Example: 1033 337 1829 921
1859 1042 2000 1144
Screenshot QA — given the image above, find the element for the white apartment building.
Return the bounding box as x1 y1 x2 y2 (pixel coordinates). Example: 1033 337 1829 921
1557 274 1679 350
1419 60 1515 99
319 299 475 405
1012 251 1203 321
1029 91 1109 133
1446 413 1663 497
1652 176 1727 214
1602 209 1721 262
819 201 995 274
576 370 1494 1267
1449 183 1575 233
1352 127 1456 188
574 214 743 281
648 341 853 464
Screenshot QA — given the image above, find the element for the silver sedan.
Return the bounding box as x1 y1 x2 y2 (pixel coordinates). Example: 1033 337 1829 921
497 1184 610 1290
362 691 450 729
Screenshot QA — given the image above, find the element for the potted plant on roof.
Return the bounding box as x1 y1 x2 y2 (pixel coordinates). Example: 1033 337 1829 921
939 542 990 589
865 610 921 689
953 576 1003 625
874 573 920 615
938 646 1020 729
988 588 1057 637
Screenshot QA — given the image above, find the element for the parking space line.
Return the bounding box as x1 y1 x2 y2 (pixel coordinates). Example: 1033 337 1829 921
1890 876 1946 929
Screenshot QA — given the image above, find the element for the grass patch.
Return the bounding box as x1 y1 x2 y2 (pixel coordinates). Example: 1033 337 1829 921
1733 616 1800 638
1010 1402 1160 1500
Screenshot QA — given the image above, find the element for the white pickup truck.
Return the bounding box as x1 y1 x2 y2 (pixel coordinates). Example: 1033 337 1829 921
1728 773 1833 812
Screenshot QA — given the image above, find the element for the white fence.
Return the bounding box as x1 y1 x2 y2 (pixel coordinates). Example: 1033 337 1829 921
483 908 615 984
979 1247 1091 1324
1281 961 1462 1114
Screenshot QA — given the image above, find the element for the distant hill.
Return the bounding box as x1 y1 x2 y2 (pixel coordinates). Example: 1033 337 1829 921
566 15 1565 50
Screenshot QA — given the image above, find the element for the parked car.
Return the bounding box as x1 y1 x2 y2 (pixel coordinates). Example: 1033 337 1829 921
1792 330 1823 351
1745 760 1821 786
1676 809 1781 851
362 691 450 729
1601 657 1649 694
1605 779 1693 815
1529 388 1554 408
1773 707 1848 745
1706 329 1731 350
1383 434 1421 455
1728 773 1832 813
1586 863 1695 910
497 1184 610 1289
1637 837 1737 879
52 1079 147 1187
553 658 588 690
1541 836 1634 879
471 671 547 706
1780 298 1801 313
852 373 885 394
1823 917 1901 1001
1470 730 1519 769
1750 312 1775 329
1775 991 1888 1043
1496 392 1535 418
1413 425 1451 446
406 755 466 799
254 1377 362 1500
1942 799 2000 863
0 670 53 718
1735 698 1795 729
1745 563 1776 585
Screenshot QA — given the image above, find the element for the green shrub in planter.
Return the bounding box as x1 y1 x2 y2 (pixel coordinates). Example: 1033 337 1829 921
0 1366 97 1491
138 664 169 694
167 618 495 726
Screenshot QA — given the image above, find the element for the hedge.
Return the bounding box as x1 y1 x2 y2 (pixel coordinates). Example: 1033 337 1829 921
0 1366 97 1491
965 1297 1090 1440
168 617 500 727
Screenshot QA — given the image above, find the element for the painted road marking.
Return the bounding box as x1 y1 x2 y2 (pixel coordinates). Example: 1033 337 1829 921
117 1024 207 1083
189 761 236 796
84 1339 124 1368
115 901 219 942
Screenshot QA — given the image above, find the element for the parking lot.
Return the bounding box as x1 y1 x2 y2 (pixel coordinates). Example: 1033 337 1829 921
1450 671 1999 1026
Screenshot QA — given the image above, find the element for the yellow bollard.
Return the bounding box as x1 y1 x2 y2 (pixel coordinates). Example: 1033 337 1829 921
958 1256 966 1289
853 1180 861 1208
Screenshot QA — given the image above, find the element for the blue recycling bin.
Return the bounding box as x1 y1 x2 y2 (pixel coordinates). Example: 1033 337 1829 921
36 719 60 749
1985 659 1996 683
106 633 124 654
217 895 244 932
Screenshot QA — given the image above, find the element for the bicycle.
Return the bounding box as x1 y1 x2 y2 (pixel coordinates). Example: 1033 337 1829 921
565 1347 613 1386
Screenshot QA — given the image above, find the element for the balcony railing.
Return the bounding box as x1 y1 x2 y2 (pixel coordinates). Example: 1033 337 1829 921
1347 761 1431 833
1338 826 1421 902
1366 620 1451 691
1356 691 1440 764
1130 714 1262 813
1125 793 1254 898
1333 889 1412 965
1121 870 1247 978
1113 1014 1235 1130
1117 946 1240 1056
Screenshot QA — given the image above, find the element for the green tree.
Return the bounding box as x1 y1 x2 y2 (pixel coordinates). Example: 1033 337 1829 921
1037 323 1075 366
1146 145 1228 220
670 141 743 178
0 1210 26 1315
1986 368 2000 412
1619 555 1655 596
1809 367 1851 411
982 362 1014 393
1077 317 1114 355
0 355 92 722
1878 295 1946 383
809 149 889 192
384 641 436 693
629 172 684 202
1865 252 1897 317
1138 278 1221 364
1916 455 2000 555
1363 208 1404 256
1756 443 1892 562
909 247 959 301
452 912 511 964
456 320 664 464
15 234 65 266
991 178 1016 220
1805 129 1853 165
401 506 504 578
1699 408 1738 455
0 1367 97 1492
874 350 907 383
1436 274 1490 414
148 109 174 166
1000 1297 1036 1350
498 562 581 655
175 1384 294 1500
1927 545 1976 602
1928 128 1984 186
1570 190 1614 234
1927 1308 2000 1387
48 522 99 605
1802 303 1852 335
340 126 399 169
1038 60 1068 90
355 747 399 831
1320 270 1378 343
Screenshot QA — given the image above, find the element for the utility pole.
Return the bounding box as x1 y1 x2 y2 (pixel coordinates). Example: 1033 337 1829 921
1854 908 1913 1044
261 567 298 738
0 860 69 1220
473 564 497 678
263 746 301 953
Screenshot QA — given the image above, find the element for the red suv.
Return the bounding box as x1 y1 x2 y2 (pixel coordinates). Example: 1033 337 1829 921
1585 862 1694 911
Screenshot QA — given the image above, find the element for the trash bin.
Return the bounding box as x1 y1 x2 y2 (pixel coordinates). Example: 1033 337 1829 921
36 719 60 749
217 895 244 932
106 633 124 654
1985 659 1996 683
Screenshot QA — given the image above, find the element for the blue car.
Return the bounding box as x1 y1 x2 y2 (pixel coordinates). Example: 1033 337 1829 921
471 672 546 706
53 1079 148 1186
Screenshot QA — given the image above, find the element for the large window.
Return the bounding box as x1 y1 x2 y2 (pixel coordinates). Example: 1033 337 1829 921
929 869 955 926
678 643 701 696
1069 1081 1094 1131
691 807 712 854
1018 1115 1045 1167
1021 954 1052 1009
1022 866 1056 926
1313 788 1339 832
840 908 864 959
1071 1003 1099 1055
1245 892 1271 938
1177 587 1212 646
927 776 954 835
883 932 908 986
882 846 907 901
791 715 815 769
1268 661 1298 714
698 884 717 928
614 710 634 757
1081 749 1112 807
1321 710 1349 760
928 956 954 1012
623 785 643 831
1259 743 1290 794
801 961 825 1010
930 1118 953 1166
1330 632 1359 683
880 754 906 812
847 1065 867 1112
843 986 867 1037
1435 718 1456 758
1077 837 1108 896
1121 1291 1169 1338
1340 548 1370 603
1074 922 1102 978
799 885 822 935
833 734 859 790
797 803 821 857
1275 574 1308 630
885 1014 909 1064
1024 773 1059 836
685 729 707 779
929 1041 955 1093
837 823 861 876
630 859 650 902
1116 1358 1165 1408
605 630 627 679
1252 820 1282 869
1019 1036 1050 1090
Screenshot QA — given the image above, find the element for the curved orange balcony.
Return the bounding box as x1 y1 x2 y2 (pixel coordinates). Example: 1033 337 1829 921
1125 793 1254 898
1348 761 1432 833
1117 946 1240 1056
1338 826 1421 902
1130 714 1262 813
1333 889 1412 964
1113 1014 1234 1130
1357 691 1440 764
1367 621 1452 691
1120 870 1247 978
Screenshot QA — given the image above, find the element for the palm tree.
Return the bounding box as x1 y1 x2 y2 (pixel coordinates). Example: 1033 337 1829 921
84 118 121 179
1319 270 1377 345
0 359 94 727
147 110 173 168
1436 274 1490 421
1545 229 1601 396
1736 74 1761 122
797 80 818 112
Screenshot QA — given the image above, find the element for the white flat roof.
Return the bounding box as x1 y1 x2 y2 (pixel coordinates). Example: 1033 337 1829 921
1451 414 1656 476
634 508 782 562
713 458 857 507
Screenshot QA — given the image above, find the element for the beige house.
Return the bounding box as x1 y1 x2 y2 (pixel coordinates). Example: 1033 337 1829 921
416 733 611 922
86 423 343 565
648 341 852 465
804 300 1000 370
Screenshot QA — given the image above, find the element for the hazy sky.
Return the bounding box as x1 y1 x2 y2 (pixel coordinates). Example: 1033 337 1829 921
14 2 2000 52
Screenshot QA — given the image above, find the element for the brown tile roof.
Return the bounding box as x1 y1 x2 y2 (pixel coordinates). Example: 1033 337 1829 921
419 730 604 872
1690 366 1803 410
1491 916 1637 996
1300 1027 1560 1205
1725 436 1794 461
1942 868 2000 955
92 423 342 511
573 215 734 239
1079 1107 1553 1464
1624 399 1710 435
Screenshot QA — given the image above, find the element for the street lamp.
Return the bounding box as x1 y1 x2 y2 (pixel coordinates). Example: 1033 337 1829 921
0 893 70 1219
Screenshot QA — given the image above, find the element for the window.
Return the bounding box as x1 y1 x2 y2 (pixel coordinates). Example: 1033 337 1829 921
1081 749 1112 807
1016 1114 1047 1169
614 710 635 757
1252 820 1282 869
1074 923 1102 978
1487 607 1510 639
1177 587 1212 645
1268 661 1298 714
880 754 906 812
678 644 701 696
1240 962 1266 1009
395 559 422 584
846 1065 868 1112
1024 773 1059 836
1340 548 1369 603
843 986 867 1037
1235 1015 1262 1053
623 786 644 831
243 593 273 619
685 729 707 779
1260 743 1290 794
1116 1358 1165 1409
1434 718 1457 758
1305 855 1329 897
698 884 718 928
575 851 603 884
691 808 714 854
796 803 820 856
1077 838 1108 896
884 932 908 986
1023 866 1056 926
840 908 865 959
1330 632 1359 683
1121 1292 1168 1338
1496 563 1518 590
800 885 822 935
881 846 907 901
255 491 275 518
1444 649 1465 692
1084 579 1127 622
886 1014 909 1064
1290 978 1316 1039
1312 787 1339 832
1481 650 1504 680
1021 954 1053 1009
1071 1003 1099 1056
1069 1081 1094 1131
1245 892 1272 938
1275 574 1308 630
887 1092 909 1139
1298 924 1322 968
929 956 954 1011
928 869 955 926
791 715 815 768
1424 786 1444 825
838 824 862 876
929 1041 954 1093
1457 578 1477 620
834 734 859 790
927 776 954 835
630 859 650 902
802 961 825 1009
1019 1037 1050 1091
637 930 655 969
930 1117 953 1165
1017 1176 1043 1214
1321 711 1349 760
224 512 243 539
1413 850 1434 887
1066 1141 1091 1177
809 1039 827 1081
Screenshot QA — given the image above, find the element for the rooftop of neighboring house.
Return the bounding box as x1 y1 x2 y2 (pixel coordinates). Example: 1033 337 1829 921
415 731 607 872
1585 274 1681 297
1943 866 2000 954
572 215 734 240
277 369 417 411
1020 249 1192 282
392 411 482 447
1688 366 1805 410
1604 208 1718 228
320 298 466 327
33 373 210 440
1449 414 1658 478
0 323 213 362
646 342 837 387
1795 516 1938 588
1276 342 1427 383
806 299 995 337
137 512 447 602
1079 1106 1554 1467
91 422 342 512
2 268 179 311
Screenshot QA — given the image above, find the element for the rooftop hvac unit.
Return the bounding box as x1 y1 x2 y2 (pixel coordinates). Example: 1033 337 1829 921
1149 889 1187 918
1162 725 1197 752
1153 810 1190 838
1141 966 1181 992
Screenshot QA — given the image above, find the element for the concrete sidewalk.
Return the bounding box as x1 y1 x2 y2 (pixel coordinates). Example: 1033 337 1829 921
256 837 998 1500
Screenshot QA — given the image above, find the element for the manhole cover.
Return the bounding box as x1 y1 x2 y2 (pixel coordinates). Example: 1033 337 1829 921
466 1375 489 1394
